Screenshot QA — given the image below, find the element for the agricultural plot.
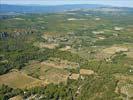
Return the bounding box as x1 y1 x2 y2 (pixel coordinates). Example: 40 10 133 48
69 73 80 80
41 58 79 69
0 70 45 89
102 45 128 55
9 95 23 100
80 69 94 75
33 42 59 49
22 60 71 84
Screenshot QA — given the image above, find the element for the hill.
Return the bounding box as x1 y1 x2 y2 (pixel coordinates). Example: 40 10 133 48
0 4 107 13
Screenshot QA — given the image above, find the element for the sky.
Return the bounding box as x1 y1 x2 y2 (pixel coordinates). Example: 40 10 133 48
1 0 133 7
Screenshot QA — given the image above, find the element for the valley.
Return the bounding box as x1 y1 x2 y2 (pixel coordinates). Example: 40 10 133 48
0 5 133 100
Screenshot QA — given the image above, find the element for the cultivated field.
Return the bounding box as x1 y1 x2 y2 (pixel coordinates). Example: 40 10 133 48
22 60 70 84
0 70 45 89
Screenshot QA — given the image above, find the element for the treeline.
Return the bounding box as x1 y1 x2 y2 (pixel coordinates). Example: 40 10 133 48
23 83 75 100
0 84 23 100
0 81 77 100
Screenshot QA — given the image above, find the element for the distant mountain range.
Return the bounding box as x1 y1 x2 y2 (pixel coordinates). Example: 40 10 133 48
0 4 133 13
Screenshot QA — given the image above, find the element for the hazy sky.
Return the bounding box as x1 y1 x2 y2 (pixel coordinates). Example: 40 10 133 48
1 0 133 7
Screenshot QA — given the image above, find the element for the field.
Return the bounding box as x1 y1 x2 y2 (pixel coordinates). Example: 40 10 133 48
0 70 46 89
9 95 23 100
22 60 70 84
33 42 59 49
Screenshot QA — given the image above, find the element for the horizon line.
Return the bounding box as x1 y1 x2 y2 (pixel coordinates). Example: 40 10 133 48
1 3 133 8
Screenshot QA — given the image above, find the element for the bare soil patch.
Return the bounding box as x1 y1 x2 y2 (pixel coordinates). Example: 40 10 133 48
34 42 59 49
9 95 23 100
102 46 128 55
69 73 80 80
80 69 94 75
0 70 45 89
